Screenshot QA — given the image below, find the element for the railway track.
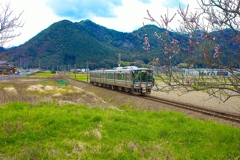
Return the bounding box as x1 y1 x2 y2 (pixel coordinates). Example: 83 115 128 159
64 76 240 124
143 95 240 124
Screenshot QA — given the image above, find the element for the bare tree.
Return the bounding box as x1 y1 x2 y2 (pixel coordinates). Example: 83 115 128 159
0 2 23 47
145 0 240 102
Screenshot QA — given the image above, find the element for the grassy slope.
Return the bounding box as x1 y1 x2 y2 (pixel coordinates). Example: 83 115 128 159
0 102 239 159
1 71 239 159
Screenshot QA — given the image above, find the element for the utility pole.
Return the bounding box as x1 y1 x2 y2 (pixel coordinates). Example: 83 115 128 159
118 53 121 67
87 61 89 82
74 64 76 79
19 58 21 68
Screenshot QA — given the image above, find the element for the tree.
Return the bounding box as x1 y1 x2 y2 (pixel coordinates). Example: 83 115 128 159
0 2 23 47
145 0 240 102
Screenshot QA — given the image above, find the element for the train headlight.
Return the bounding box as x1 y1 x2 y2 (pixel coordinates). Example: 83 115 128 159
134 84 140 87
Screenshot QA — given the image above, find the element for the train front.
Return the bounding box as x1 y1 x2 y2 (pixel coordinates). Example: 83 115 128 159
132 68 154 95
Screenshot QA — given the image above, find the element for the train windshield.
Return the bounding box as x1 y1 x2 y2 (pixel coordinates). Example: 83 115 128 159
133 70 153 82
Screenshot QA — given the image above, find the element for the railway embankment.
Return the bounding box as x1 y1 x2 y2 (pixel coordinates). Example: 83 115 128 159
63 75 240 127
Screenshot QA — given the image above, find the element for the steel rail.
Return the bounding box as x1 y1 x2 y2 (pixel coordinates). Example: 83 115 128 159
143 95 240 123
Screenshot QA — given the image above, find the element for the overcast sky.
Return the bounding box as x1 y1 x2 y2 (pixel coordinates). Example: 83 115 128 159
1 0 198 47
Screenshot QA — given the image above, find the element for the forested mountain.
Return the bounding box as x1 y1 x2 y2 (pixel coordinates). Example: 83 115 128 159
1 19 237 69
2 19 181 69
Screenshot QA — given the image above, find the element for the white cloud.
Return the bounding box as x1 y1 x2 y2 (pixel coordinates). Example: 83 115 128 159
91 0 181 32
1 0 197 48
2 0 61 47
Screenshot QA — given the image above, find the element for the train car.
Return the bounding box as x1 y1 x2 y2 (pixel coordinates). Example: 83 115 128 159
90 66 154 95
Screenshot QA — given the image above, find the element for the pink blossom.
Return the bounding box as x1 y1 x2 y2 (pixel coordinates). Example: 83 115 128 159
177 4 189 21
210 17 218 24
214 45 220 52
225 0 231 4
214 45 220 58
165 31 169 36
143 35 150 51
186 79 191 84
145 10 155 22
204 34 210 38
154 32 161 39
160 13 176 27
203 50 209 57
189 39 192 44
190 18 195 23
171 39 178 44
144 37 149 41
189 12 197 23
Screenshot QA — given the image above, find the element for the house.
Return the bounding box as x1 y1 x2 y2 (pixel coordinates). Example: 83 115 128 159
0 61 15 75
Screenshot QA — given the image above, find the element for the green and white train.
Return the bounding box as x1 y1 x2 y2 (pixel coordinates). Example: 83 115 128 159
90 66 154 95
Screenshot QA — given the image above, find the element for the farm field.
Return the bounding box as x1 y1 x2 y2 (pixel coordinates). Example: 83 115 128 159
0 71 239 159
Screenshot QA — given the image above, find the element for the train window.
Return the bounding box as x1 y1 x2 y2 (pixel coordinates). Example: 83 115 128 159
107 73 113 79
117 73 124 80
133 70 153 82
133 71 140 82
141 71 147 81
97 73 100 78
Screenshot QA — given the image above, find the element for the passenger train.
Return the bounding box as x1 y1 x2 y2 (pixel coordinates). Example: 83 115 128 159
90 66 154 95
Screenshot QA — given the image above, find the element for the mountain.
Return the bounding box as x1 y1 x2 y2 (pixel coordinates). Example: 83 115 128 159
0 47 6 52
2 19 238 69
4 19 179 69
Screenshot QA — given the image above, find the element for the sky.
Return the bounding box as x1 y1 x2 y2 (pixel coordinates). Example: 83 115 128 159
1 0 198 48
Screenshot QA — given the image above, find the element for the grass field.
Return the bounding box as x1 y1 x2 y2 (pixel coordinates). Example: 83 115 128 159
27 71 56 79
1 102 240 159
68 72 88 82
1 71 239 159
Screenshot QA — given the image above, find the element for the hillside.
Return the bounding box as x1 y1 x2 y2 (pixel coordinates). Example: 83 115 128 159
2 19 238 69
5 20 129 69
2 19 177 69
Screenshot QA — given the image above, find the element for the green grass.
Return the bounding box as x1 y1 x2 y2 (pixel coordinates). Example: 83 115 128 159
67 72 88 82
0 102 239 159
27 71 55 79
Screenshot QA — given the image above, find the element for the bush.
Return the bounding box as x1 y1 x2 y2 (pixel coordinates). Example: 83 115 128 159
51 70 56 74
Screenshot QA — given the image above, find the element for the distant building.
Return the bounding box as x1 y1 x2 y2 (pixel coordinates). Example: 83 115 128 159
0 61 15 75
70 68 88 72
0 60 7 64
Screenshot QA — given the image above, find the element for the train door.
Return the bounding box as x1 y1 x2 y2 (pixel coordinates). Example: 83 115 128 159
125 73 127 85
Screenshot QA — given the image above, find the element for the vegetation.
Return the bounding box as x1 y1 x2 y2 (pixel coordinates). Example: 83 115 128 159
0 2 23 47
26 71 56 79
2 19 236 70
1 101 239 159
144 1 240 101
68 72 88 82
0 71 239 159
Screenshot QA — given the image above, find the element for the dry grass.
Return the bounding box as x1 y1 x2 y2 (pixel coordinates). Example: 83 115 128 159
0 79 115 109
